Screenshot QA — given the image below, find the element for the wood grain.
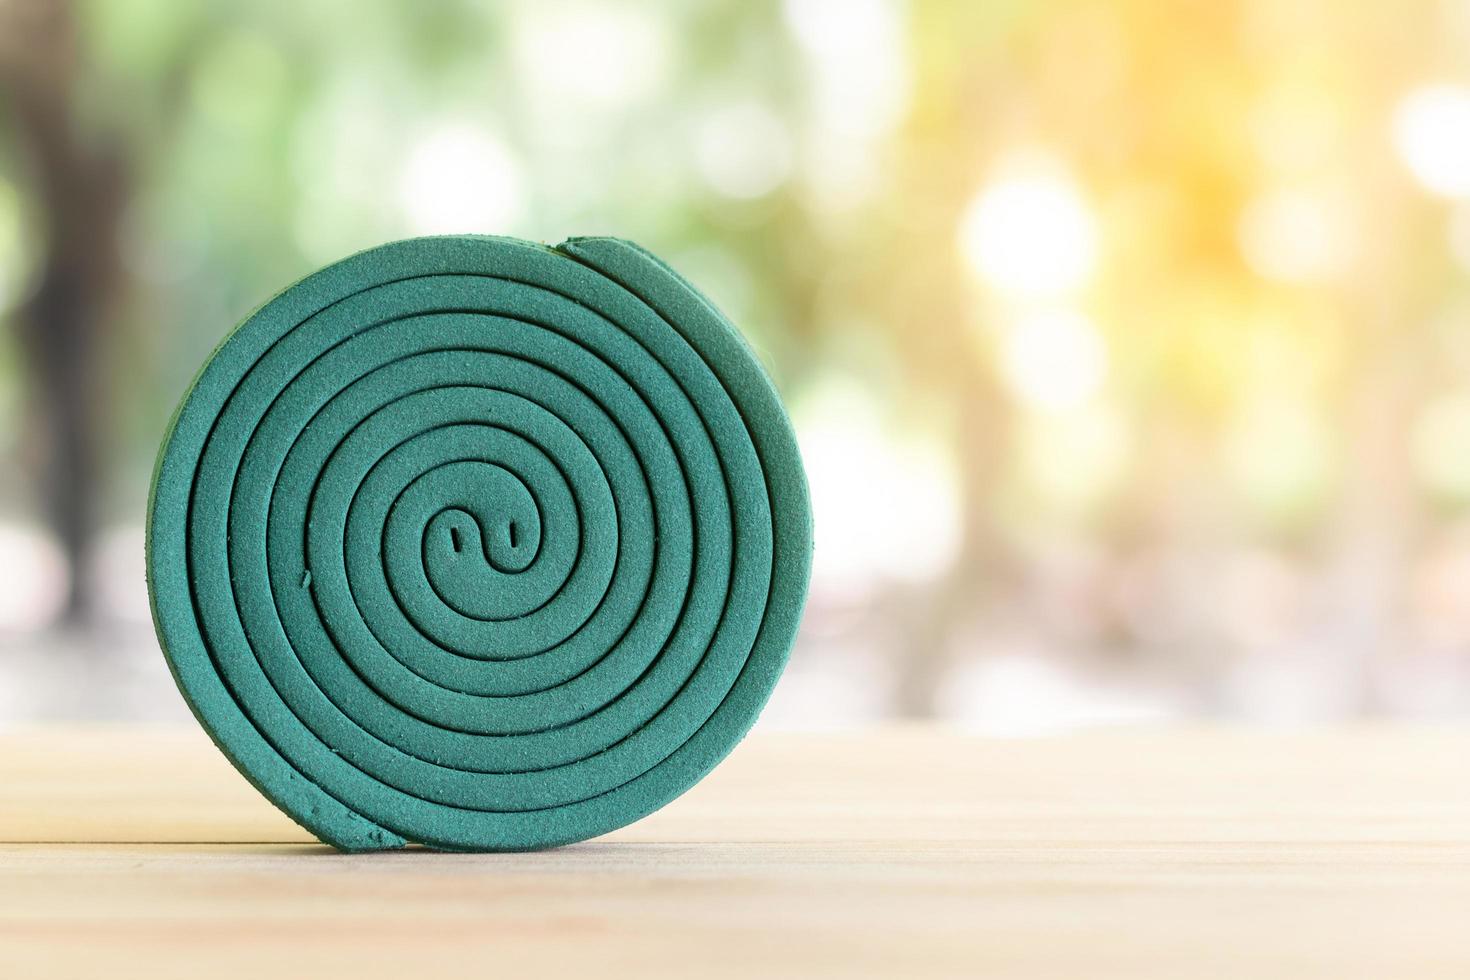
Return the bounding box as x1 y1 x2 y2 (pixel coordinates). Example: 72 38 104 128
2 725 1468 978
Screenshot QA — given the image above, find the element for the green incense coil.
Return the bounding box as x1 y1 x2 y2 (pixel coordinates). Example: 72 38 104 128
146 235 812 851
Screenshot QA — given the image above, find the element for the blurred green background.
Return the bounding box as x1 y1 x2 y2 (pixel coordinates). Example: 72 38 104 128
3 0 1470 729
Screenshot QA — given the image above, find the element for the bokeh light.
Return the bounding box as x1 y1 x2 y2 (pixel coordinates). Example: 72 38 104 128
7 0 1470 730
510 4 672 110
1393 85 1470 197
959 160 1098 298
795 378 961 596
694 103 794 200
398 123 524 236
1237 186 1356 283
1412 391 1470 502
0 526 67 633
1000 309 1109 413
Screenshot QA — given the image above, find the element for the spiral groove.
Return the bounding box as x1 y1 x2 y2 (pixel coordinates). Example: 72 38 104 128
146 236 812 851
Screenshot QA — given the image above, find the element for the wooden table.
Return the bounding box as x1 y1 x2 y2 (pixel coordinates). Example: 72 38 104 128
2 725 1468 978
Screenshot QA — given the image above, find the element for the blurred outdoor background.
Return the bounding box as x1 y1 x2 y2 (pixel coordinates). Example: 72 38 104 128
3 0 1470 731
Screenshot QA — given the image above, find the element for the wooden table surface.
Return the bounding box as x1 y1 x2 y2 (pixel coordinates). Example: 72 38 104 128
2 725 1468 979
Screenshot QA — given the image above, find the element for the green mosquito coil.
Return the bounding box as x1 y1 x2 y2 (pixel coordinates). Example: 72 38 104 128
146 235 813 851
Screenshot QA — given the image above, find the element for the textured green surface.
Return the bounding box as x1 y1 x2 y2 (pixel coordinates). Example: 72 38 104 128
145 235 813 851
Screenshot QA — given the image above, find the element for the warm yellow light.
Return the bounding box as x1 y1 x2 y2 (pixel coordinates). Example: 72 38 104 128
1449 204 1470 272
1237 186 1355 283
1017 406 1130 515
1001 309 1108 413
1224 397 1331 521
1393 85 1470 197
1249 80 1346 177
958 162 1098 297
1412 392 1470 500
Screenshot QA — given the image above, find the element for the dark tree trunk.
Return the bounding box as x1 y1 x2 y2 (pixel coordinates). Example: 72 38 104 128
1 0 127 624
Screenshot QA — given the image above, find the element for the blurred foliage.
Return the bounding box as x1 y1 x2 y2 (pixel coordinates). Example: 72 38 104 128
6 0 1470 718
39 0 819 519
